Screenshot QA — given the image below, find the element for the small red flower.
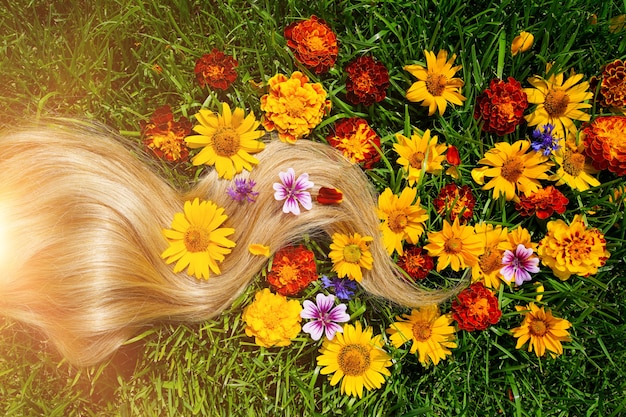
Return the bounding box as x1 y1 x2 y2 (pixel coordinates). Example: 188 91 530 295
284 16 338 74
194 48 238 90
452 282 502 332
582 116 626 176
140 105 192 162
267 245 318 296
434 183 476 223
345 56 390 106
397 246 434 280
515 186 569 219
446 145 461 166
317 187 343 205
474 77 528 136
326 118 381 169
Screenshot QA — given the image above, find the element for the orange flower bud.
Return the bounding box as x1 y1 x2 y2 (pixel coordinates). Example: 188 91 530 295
317 187 343 205
511 31 534 56
446 145 461 166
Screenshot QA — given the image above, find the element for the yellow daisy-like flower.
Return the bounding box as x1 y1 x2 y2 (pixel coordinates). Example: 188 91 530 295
242 288 302 348
317 322 392 398
471 223 509 289
503 226 538 253
549 140 600 192
394 129 447 186
471 140 552 201
424 217 484 272
510 303 572 357
524 64 593 139
185 103 266 180
260 71 331 143
329 232 374 282
404 50 466 116
538 215 610 281
161 198 236 279
387 305 457 366
377 187 428 256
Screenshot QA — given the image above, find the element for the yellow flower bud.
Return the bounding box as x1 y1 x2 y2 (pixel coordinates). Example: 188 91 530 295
511 31 534 56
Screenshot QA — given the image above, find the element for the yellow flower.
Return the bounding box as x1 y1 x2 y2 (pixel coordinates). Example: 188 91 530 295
185 103 266 179
394 129 447 186
260 71 331 143
511 31 534 56
424 218 484 272
248 243 270 257
377 187 428 256
387 305 457 366
161 198 236 279
317 322 392 398
471 223 509 289
503 226 538 252
549 140 600 191
242 288 302 348
511 303 571 357
404 50 466 116
329 232 374 282
538 215 610 281
524 64 593 139
471 140 551 201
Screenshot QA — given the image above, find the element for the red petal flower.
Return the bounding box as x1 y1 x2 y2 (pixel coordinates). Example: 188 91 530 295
446 145 461 166
284 16 338 74
582 116 626 176
140 105 192 162
473 77 528 136
452 282 502 332
194 48 238 90
345 56 390 106
317 187 343 205
515 186 569 219
434 183 476 223
326 118 381 169
592 59 626 110
397 246 434 280
267 245 318 296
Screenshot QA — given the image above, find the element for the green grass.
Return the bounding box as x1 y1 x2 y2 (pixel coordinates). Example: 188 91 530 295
1 0 626 416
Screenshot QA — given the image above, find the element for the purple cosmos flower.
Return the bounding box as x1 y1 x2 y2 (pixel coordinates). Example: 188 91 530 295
273 167 314 215
531 124 560 156
227 177 259 202
500 244 540 286
301 293 350 341
321 275 357 301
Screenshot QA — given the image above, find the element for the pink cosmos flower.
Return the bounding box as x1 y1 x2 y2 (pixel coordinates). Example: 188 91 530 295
300 293 350 340
273 168 314 215
500 244 540 286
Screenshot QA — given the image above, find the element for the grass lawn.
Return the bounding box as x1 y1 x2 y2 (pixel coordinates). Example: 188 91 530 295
1 0 625 416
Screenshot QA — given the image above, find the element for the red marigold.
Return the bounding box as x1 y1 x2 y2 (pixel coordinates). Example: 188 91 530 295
267 245 318 296
317 187 343 205
397 246 434 280
284 16 338 74
345 56 390 106
140 105 192 162
434 183 476 223
194 48 238 90
595 59 626 110
326 118 381 169
474 77 528 136
451 282 502 332
582 116 626 176
515 186 569 219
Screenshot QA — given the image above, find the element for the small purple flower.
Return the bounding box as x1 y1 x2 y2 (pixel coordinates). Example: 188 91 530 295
500 244 540 286
227 177 259 202
321 275 357 301
273 167 314 215
531 124 560 156
301 293 350 341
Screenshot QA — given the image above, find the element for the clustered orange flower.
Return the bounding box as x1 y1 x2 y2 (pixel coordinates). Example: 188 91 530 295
345 55 390 106
433 183 476 223
515 186 569 219
397 246 434 280
451 282 502 332
267 245 318 296
140 105 192 162
474 77 528 135
592 59 626 111
284 15 338 74
582 116 626 176
326 117 381 168
194 48 238 90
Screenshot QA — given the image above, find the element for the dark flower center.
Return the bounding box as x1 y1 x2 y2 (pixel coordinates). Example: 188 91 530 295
444 237 462 254
212 128 241 157
426 73 447 96
544 90 569 117
343 244 362 263
184 226 210 252
388 211 408 233
408 151 425 169
561 149 585 177
529 319 548 336
338 345 371 376
478 248 503 275
500 156 524 182
412 321 433 342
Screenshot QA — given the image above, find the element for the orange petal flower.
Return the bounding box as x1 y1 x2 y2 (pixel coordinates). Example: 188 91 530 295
284 16 338 74
582 116 626 176
511 31 534 56
317 187 343 205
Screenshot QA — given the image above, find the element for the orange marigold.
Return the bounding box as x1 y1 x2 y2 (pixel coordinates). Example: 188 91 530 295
267 245 318 296
345 56 390 106
434 183 476 223
140 105 192 162
194 48 238 90
284 16 338 74
594 59 626 111
474 77 528 136
582 116 626 176
451 282 502 332
326 117 381 168
397 246 434 281
515 186 569 219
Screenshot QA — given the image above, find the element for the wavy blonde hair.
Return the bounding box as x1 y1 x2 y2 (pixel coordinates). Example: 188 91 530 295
0 121 462 366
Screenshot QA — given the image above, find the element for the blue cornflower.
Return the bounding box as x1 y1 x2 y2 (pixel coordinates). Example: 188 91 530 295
227 177 259 202
321 275 357 301
531 124 560 156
